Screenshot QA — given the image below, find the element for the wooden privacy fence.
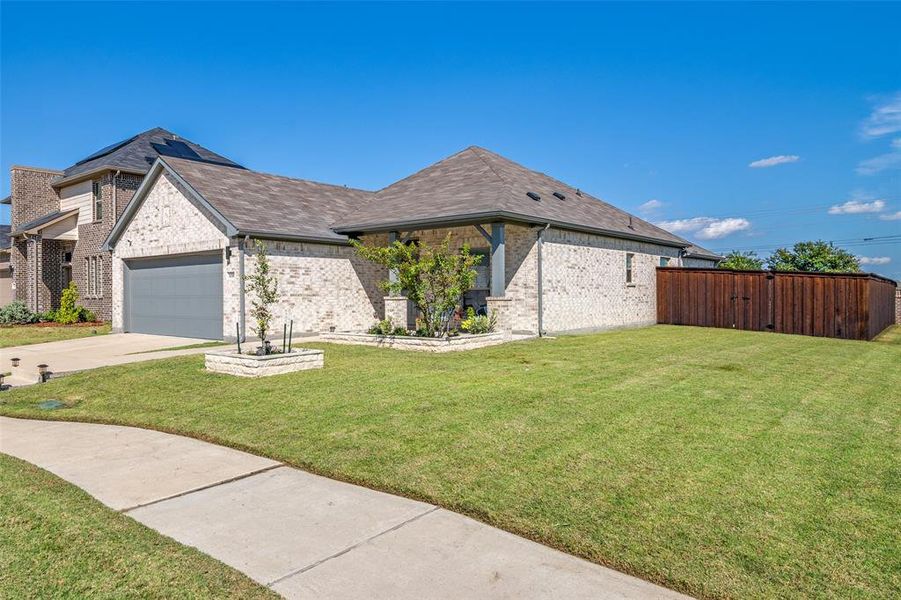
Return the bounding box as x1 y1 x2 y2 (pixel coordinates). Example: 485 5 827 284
656 268 898 341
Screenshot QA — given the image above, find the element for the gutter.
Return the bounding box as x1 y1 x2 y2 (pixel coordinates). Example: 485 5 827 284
536 223 550 336
238 236 247 342
335 210 688 249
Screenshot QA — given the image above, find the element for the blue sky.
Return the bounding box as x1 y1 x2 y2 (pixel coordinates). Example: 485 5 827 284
2 2 899 278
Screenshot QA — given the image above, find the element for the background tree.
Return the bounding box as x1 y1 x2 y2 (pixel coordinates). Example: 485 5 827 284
245 241 279 350
719 250 764 270
766 240 860 273
353 234 481 337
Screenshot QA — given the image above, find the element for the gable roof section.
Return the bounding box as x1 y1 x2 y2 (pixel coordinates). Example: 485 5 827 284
0 224 10 251
105 157 372 249
335 146 689 248
54 127 243 188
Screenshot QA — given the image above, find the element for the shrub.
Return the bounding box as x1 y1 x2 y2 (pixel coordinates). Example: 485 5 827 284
56 282 82 324
0 301 36 325
368 319 394 336
36 309 58 323
460 307 496 334
79 308 97 323
391 326 408 336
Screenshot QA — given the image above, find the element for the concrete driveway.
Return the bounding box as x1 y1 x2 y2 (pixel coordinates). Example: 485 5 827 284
0 417 692 600
1 333 221 387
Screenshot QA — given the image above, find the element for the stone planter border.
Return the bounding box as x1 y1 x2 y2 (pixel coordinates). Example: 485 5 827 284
205 348 324 377
319 331 509 352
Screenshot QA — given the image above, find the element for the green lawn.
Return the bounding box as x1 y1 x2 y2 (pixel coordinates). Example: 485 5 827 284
1 325 898 599
0 323 111 348
0 453 276 599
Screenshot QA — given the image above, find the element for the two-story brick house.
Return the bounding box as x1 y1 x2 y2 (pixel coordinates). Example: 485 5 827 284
3 128 241 320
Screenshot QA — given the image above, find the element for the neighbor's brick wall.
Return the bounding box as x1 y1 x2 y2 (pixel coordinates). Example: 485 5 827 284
10 167 61 229
541 229 682 333
72 172 144 322
10 167 62 307
112 171 228 332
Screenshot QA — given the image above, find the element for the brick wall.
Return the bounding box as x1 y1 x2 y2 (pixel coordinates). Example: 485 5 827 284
10 167 61 228
71 172 144 321
541 229 683 333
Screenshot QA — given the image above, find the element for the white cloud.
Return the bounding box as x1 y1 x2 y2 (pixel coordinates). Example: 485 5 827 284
749 155 800 168
656 216 751 240
638 199 663 214
860 92 901 139
879 210 901 221
857 256 891 266
828 199 886 214
857 138 901 175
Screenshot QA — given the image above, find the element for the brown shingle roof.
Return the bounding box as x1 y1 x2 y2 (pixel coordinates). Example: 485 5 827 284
163 157 372 243
335 146 689 247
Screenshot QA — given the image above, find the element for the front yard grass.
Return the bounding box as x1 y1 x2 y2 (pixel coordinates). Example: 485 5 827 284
0 453 276 598
0 323 111 348
1 325 898 599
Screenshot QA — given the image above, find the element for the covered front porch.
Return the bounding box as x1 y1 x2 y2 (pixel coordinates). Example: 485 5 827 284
354 221 540 335
9 209 78 312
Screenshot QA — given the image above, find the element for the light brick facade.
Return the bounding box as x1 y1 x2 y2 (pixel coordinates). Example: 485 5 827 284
541 229 684 333
111 171 714 339
112 171 388 339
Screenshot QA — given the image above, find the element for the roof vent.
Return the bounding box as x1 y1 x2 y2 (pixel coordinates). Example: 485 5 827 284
576 189 583 197
526 192 541 201
553 192 565 200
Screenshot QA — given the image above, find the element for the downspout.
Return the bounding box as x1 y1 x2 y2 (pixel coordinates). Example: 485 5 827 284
537 224 550 336
238 236 248 342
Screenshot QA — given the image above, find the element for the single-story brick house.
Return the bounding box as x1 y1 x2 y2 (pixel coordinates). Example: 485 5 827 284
102 144 721 340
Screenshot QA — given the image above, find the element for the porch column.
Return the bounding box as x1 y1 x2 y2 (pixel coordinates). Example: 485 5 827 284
487 223 512 335
490 222 505 297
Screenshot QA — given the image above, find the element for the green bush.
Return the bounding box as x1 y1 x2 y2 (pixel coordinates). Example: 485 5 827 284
367 319 394 336
460 307 496 334
35 310 58 323
56 282 81 324
0 301 36 325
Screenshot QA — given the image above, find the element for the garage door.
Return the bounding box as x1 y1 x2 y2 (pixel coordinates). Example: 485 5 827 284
124 253 223 339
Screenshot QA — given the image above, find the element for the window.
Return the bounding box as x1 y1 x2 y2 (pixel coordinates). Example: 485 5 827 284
85 256 102 297
659 257 670 267
62 251 72 264
625 253 634 284
86 257 94 296
92 180 103 222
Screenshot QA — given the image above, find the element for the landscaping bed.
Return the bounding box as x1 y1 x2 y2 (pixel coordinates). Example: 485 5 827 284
321 330 509 352
205 348 324 376
1 325 898 599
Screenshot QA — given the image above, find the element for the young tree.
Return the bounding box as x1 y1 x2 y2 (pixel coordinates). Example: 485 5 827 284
718 250 764 270
245 241 279 351
56 281 81 324
766 240 860 273
353 234 482 337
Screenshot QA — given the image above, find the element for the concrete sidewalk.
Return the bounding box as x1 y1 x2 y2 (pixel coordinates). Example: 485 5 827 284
0 417 691 599
0 333 221 387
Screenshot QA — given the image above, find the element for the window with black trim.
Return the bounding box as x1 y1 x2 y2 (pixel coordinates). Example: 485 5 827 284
626 253 634 284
